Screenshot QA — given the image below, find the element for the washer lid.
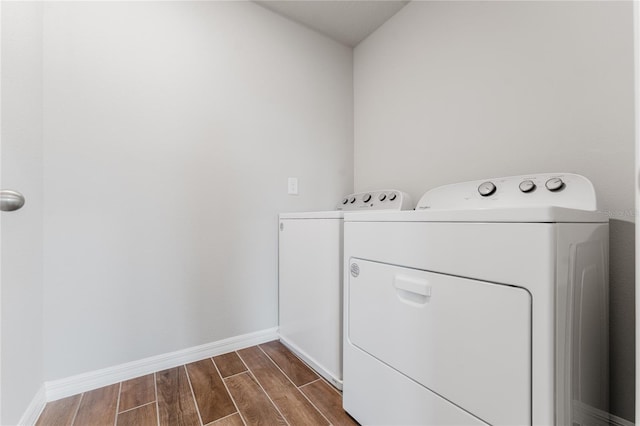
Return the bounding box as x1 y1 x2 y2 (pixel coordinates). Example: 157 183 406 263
344 206 608 223
279 210 344 220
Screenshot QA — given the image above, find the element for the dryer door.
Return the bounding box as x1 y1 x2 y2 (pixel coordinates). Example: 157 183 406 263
347 258 532 426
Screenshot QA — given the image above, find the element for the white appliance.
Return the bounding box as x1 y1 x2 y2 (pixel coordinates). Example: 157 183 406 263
343 173 609 425
278 190 413 389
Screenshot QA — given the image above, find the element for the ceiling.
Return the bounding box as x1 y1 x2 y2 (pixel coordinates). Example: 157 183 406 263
255 1 410 47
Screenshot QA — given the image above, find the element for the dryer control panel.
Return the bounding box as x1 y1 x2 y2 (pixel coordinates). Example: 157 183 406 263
416 173 597 211
338 190 413 211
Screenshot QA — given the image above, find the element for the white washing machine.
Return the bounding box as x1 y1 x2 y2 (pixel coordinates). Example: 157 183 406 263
343 173 609 425
278 190 412 389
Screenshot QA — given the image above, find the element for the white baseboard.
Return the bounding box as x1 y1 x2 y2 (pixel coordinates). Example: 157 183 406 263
45 327 278 402
18 385 46 426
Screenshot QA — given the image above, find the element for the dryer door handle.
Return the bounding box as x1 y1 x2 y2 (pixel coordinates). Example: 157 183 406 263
394 275 431 297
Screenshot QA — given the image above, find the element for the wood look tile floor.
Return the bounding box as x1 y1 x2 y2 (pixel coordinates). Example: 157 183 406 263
36 340 358 426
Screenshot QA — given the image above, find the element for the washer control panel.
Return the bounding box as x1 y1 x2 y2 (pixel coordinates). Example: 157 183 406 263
337 190 413 211
417 173 597 211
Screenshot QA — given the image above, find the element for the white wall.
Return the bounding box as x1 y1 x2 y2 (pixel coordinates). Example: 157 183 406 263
0 2 44 424
354 1 635 421
42 1 353 381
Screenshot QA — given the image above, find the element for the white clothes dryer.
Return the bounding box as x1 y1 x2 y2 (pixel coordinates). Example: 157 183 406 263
343 173 609 425
278 190 412 389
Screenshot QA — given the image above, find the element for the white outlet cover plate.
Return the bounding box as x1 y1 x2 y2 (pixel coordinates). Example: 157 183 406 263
288 177 298 195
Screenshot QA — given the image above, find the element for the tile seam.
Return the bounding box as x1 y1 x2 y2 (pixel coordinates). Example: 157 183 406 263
259 342 320 387
184 364 205 426
69 392 84 426
256 345 329 425
117 400 157 415
114 382 122 426
235 349 291 426
154 372 160 426
210 357 244 426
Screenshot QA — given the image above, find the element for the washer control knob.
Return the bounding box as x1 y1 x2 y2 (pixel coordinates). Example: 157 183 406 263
349 196 356 204
342 198 349 205
519 180 536 193
478 181 497 197
389 193 397 201
378 193 387 201
363 193 372 203
545 177 564 192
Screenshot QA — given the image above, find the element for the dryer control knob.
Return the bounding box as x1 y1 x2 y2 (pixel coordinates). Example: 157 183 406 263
378 193 387 201
545 177 565 192
519 180 536 193
478 181 497 196
389 193 397 201
349 196 356 204
363 193 372 203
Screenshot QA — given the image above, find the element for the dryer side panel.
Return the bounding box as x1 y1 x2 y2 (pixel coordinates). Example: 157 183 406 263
555 223 610 426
